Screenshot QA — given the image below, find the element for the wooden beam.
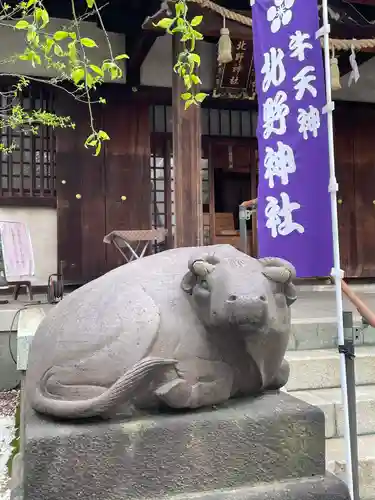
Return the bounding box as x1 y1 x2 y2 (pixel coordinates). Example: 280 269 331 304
143 2 252 40
345 0 375 4
172 36 203 248
126 31 159 86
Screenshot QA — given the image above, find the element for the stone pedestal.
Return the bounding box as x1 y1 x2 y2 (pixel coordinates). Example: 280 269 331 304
17 392 349 500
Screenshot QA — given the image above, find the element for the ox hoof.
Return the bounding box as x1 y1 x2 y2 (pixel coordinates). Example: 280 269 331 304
155 378 192 409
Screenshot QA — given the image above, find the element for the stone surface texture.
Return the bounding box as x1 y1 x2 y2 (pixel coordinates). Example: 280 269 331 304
0 332 20 391
19 392 349 500
16 308 45 371
161 475 350 499
25 245 297 420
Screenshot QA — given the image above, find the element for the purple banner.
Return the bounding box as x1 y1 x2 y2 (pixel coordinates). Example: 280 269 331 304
252 0 333 277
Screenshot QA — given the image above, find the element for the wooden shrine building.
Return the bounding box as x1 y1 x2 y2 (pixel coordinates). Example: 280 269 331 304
1 0 375 285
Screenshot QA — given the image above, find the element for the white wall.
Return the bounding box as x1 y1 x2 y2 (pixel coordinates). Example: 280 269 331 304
141 35 216 90
0 17 126 82
0 207 57 286
334 57 375 103
142 34 375 103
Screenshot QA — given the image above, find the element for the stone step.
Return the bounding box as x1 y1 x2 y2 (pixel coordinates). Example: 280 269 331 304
290 385 375 439
288 319 375 351
326 434 375 500
285 346 375 391
288 289 375 351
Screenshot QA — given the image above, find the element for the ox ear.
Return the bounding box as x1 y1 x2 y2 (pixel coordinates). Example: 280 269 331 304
259 257 296 284
188 253 220 273
285 282 297 306
181 271 196 295
259 257 297 307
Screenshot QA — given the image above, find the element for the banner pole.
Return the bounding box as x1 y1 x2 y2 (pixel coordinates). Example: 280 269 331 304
319 1 354 497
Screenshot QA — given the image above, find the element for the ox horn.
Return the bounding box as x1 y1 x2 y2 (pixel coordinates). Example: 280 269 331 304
259 257 296 284
192 260 215 277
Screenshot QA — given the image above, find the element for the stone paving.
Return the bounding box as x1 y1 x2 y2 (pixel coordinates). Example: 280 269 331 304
0 390 19 500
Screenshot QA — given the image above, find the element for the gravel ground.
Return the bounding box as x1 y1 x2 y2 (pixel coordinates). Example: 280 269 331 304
0 390 19 500
0 391 19 419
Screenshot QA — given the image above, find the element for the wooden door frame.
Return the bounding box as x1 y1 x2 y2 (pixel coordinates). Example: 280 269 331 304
203 136 258 254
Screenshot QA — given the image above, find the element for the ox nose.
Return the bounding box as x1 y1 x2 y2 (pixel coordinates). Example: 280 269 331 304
226 294 267 303
225 294 268 325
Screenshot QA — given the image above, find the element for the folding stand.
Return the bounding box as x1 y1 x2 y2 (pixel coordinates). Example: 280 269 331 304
103 229 168 263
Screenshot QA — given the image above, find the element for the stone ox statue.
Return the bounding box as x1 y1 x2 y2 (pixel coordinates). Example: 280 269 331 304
25 245 297 420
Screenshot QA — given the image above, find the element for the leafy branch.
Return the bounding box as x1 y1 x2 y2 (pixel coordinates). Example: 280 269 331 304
0 0 128 155
154 0 208 109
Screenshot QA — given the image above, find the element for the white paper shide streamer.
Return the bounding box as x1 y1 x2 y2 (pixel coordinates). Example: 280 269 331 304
348 45 360 87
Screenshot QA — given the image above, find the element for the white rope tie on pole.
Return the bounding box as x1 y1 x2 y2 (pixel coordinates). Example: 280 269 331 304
318 1 354 497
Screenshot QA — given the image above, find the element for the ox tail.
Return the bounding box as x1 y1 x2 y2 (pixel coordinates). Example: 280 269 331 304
32 357 178 419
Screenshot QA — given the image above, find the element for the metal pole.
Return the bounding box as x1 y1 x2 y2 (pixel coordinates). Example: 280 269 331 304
239 205 248 254
342 311 360 500
320 0 354 495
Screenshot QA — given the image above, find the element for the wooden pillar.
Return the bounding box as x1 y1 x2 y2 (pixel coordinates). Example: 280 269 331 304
172 36 203 248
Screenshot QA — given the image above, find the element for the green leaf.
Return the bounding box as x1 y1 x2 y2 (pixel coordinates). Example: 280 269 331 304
114 53 129 61
34 7 49 27
175 1 187 17
184 99 194 110
68 41 77 61
153 18 174 30
191 15 203 27
99 97 106 104
26 0 37 7
94 141 102 156
80 37 97 48
86 0 94 7
27 30 37 43
71 67 85 84
32 53 41 66
85 138 96 148
191 74 201 85
53 44 63 56
98 130 110 140
54 31 69 41
192 30 204 40
40 8 49 27
44 37 54 54
89 64 104 76
110 66 118 80
183 74 192 90
188 53 201 66
86 72 94 87
194 92 208 103
15 20 29 30
181 92 192 101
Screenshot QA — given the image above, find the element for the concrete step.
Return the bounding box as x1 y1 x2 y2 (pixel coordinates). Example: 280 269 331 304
327 434 375 500
288 319 375 351
291 385 375 439
285 346 375 391
287 289 375 351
